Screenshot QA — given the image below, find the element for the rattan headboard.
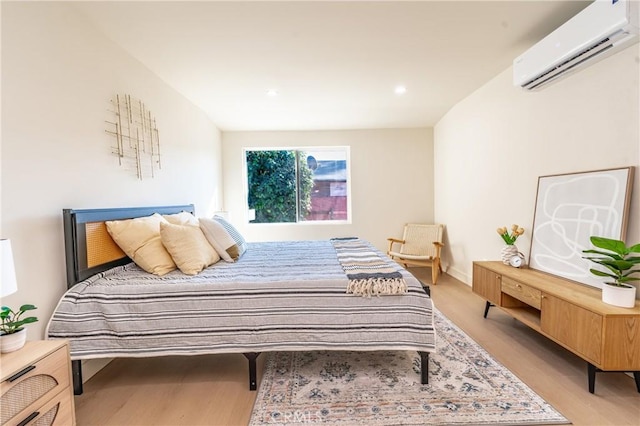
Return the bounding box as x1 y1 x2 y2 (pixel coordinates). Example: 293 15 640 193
63 204 195 288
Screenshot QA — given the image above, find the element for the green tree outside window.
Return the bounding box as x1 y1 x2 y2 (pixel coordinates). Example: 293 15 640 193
246 148 349 224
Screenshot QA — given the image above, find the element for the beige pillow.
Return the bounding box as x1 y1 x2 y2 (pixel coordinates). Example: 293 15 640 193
160 222 220 275
163 211 199 226
106 213 176 275
199 218 239 262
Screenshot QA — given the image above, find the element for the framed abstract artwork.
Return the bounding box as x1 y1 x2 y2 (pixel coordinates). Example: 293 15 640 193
528 167 635 288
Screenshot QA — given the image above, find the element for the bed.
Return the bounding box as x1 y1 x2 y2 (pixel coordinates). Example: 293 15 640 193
46 205 436 395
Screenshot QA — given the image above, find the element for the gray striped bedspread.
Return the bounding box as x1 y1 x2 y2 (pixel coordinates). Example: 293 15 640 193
46 239 435 360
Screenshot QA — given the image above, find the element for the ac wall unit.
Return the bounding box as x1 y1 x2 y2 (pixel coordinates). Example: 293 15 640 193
513 0 639 91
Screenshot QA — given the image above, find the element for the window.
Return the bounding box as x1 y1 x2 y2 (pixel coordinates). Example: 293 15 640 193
245 147 350 223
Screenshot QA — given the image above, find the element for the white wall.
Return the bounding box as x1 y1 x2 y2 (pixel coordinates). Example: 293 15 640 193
435 45 640 290
1 3 223 340
221 129 434 253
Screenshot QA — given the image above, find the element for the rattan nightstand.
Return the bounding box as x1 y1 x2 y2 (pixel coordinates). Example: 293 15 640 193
1 340 76 425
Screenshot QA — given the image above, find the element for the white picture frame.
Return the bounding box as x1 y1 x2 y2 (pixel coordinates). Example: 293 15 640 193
528 167 635 288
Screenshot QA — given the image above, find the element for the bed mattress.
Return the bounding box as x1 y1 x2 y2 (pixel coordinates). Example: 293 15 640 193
47 239 435 359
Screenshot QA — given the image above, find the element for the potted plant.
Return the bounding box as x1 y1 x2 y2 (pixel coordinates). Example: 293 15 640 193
582 236 640 308
0 304 38 353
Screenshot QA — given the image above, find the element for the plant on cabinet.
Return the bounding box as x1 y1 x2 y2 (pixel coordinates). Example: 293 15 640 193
0 304 38 353
582 236 640 308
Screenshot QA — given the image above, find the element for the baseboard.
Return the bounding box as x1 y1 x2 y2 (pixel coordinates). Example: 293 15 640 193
446 265 470 286
81 358 113 383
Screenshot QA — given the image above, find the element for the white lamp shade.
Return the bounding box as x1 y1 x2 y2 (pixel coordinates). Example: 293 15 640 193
1 239 18 298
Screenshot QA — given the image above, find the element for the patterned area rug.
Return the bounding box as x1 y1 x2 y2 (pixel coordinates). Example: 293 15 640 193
249 309 569 425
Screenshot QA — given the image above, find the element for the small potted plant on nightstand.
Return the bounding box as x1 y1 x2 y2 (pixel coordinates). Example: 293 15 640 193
582 236 640 308
0 304 38 353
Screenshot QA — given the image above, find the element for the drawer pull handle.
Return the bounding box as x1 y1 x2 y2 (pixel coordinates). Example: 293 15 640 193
7 365 36 382
17 411 39 426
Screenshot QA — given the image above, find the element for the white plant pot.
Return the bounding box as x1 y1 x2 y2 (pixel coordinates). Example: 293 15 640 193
601 283 637 308
0 328 27 353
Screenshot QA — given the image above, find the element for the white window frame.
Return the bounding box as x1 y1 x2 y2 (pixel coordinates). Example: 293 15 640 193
243 146 352 225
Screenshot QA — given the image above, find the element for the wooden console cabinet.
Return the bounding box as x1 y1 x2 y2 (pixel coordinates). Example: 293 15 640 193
1 340 76 426
472 261 640 394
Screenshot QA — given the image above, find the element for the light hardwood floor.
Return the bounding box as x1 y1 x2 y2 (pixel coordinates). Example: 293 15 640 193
74 270 640 425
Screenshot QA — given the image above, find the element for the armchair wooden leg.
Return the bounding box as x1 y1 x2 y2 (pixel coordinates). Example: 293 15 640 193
432 260 441 285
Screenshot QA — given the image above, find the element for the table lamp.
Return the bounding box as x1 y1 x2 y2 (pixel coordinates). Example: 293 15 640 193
1 239 17 299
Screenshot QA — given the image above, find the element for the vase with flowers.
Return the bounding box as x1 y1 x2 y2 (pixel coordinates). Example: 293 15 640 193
497 224 525 265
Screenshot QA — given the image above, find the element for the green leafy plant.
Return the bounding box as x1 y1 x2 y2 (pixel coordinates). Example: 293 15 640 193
0 304 38 335
496 224 524 245
582 236 640 287
246 150 313 223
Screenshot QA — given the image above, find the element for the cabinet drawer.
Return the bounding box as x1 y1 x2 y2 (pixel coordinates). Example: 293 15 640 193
4 385 74 426
1 347 71 425
502 276 541 309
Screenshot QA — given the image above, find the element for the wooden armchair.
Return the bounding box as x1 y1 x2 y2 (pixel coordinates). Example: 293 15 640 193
387 223 444 285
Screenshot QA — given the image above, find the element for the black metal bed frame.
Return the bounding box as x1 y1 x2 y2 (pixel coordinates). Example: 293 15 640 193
62 204 430 395
63 205 195 395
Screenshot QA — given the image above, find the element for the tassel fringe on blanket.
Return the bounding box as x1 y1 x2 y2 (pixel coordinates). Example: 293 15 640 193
331 237 407 297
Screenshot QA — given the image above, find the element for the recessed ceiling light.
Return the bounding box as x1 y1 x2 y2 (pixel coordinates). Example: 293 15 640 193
266 89 279 97
394 85 407 95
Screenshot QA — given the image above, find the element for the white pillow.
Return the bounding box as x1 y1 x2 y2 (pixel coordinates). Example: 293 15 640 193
160 222 220 275
199 218 240 262
105 213 176 276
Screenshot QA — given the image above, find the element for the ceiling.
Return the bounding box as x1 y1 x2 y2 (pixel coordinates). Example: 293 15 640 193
74 1 590 132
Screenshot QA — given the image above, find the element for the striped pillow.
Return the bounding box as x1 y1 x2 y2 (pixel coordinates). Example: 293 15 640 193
213 215 247 258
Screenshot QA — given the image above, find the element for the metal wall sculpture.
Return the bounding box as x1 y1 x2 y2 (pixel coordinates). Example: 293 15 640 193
106 94 161 180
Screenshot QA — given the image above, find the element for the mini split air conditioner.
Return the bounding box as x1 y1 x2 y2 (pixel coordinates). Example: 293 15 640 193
513 0 639 91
